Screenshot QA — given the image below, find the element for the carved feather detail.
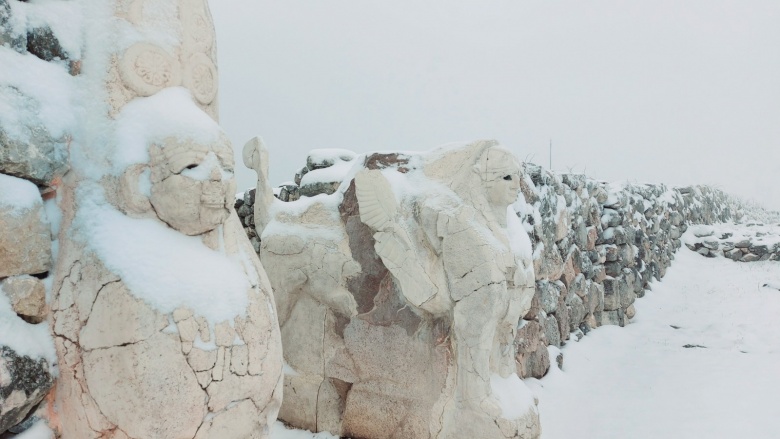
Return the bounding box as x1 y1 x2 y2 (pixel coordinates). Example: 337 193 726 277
355 170 398 231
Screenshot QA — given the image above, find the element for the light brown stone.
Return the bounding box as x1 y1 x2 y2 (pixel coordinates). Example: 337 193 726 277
83 335 206 439
0 202 51 278
0 275 46 323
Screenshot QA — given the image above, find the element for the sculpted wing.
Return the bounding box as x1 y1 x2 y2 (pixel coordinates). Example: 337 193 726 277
354 170 397 232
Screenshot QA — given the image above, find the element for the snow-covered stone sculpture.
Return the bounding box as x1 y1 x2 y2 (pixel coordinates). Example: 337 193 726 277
247 140 540 439
244 137 361 434
47 2 283 438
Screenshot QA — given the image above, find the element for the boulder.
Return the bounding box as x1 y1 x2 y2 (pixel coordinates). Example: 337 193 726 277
0 176 51 278
1 124 68 188
0 346 55 434
0 276 46 324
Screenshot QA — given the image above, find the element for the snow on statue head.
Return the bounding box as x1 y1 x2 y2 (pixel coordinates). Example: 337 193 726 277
244 138 539 439
119 135 236 235
48 2 283 438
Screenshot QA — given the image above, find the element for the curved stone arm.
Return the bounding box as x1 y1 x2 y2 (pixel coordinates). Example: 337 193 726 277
242 136 274 233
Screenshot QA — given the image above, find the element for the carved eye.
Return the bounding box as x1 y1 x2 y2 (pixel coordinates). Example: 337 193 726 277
185 164 198 170
503 175 512 181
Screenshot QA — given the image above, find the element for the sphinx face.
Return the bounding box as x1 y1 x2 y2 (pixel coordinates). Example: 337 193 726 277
148 137 236 235
482 149 522 209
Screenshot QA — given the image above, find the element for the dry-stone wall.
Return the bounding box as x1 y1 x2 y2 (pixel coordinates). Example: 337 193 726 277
237 152 777 386
684 223 780 262
0 0 73 434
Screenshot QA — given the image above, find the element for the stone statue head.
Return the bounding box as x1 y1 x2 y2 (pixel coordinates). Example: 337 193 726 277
118 135 236 235
476 146 522 210
425 140 522 227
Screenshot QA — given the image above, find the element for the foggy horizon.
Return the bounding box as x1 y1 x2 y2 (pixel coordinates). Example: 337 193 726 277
211 0 780 212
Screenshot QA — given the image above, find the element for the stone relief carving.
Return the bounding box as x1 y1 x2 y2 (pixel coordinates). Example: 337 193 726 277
181 0 216 54
246 140 539 438
114 0 219 118
183 53 218 105
119 43 182 97
53 137 283 439
354 141 538 438
244 137 360 434
49 2 283 438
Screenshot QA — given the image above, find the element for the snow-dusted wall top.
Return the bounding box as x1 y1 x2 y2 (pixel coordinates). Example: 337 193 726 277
237 145 778 390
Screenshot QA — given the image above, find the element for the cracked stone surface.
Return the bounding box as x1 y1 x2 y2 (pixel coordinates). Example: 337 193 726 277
47 1 283 437
246 140 540 439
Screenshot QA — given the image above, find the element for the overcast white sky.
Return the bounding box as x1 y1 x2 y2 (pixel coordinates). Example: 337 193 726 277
210 0 780 211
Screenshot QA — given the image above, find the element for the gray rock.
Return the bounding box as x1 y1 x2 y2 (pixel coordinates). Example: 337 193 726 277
602 278 621 311
542 315 561 348
279 184 300 202
604 261 623 277
741 253 760 262
599 309 626 327
1 125 69 187
749 244 769 256
702 240 719 251
299 181 341 197
724 248 742 261
536 281 559 314
567 296 586 331
603 244 620 262
0 346 55 434
26 26 68 62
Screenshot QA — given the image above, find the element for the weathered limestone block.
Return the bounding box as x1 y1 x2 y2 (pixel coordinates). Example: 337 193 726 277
249 141 540 439
0 346 55 434
0 175 51 278
0 276 47 323
48 2 283 438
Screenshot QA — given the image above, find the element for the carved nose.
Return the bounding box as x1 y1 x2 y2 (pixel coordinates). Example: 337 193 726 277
209 166 221 181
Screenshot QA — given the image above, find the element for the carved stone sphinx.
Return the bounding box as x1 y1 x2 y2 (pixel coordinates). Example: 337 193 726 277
246 139 540 439
48 2 283 438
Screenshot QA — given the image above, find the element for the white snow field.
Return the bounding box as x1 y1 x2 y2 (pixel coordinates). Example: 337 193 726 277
528 237 780 439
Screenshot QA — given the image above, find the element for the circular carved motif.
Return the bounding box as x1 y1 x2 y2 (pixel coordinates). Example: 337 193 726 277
183 53 218 104
181 0 215 53
189 13 214 51
120 43 182 97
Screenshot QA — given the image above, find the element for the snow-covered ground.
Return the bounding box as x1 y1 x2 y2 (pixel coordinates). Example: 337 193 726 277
528 233 780 439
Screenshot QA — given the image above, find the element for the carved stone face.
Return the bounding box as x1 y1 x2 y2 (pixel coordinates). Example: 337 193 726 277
148 137 236 235
480 148 522 209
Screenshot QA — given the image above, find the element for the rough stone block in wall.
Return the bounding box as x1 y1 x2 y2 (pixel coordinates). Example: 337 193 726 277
0 184 51 279
0 346 55 434
0 114 69 187
0 276 46 324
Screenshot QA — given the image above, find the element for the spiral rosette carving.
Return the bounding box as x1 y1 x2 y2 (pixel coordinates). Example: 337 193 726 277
120 43 182 97
127 0 145 25
183 52 218 104
182 0 215 53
